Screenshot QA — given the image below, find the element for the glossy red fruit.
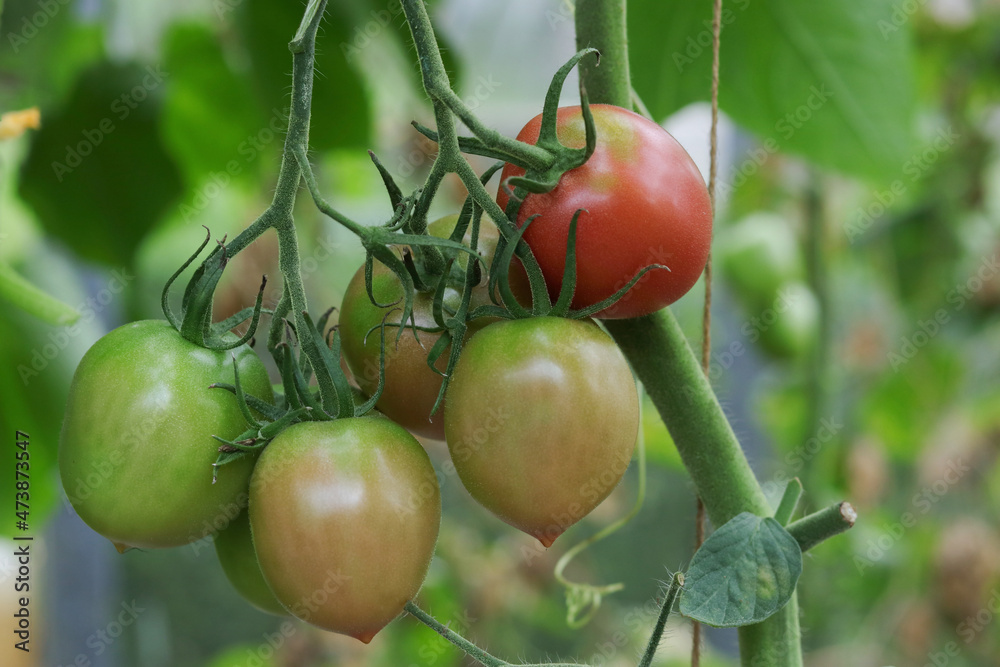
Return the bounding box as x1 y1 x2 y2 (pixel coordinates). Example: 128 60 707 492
496 104 713 319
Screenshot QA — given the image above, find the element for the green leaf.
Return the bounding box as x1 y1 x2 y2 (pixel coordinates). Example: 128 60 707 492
236 0 371 152
19 62 184 266
861 346 962 459
0 262 79 325
680 512 802 627
0 1 105 109
629 0 917 182
160 22 271 188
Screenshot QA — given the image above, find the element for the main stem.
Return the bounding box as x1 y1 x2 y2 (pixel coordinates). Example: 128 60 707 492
576 4 803 666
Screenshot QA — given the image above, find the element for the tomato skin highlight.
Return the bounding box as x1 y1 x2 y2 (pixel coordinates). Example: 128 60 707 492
249 418 441 643
496 104 713 319
214 509 287 616
58 320 273 549
443 317 639 547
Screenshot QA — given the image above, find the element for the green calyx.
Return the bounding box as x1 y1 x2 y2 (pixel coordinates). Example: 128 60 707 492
161 226 268 351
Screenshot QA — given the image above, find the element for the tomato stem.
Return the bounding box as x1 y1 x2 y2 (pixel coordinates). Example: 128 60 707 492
773 478 804 526
636 572 684 667
405 601 587 667
575 0 633 108
786 501 857 552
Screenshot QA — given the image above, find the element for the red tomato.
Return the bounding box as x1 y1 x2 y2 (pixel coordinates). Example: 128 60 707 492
496 104 713 319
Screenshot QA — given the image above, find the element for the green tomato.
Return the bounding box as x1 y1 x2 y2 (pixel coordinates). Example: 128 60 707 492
59 320 272 549
214 509 286 616
249 418 441 643
718 212 803 302
756 282 819 359
443 317 639 547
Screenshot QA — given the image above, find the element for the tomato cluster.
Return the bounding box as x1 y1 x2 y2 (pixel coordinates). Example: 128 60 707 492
58 104 709 644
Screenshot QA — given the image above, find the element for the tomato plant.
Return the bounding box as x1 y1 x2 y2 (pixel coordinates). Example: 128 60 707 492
248 418 441 643
58 320 272 549
443 316 639 547
214 509 286 616
496 104 713 319
35 1 874 663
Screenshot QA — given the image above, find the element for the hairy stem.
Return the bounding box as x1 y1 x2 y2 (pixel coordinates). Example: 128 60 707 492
575 0 632 106
787 502 857 553
637 572 684 667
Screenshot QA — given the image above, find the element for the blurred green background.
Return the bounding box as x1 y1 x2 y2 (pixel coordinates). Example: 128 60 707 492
1 0 999 666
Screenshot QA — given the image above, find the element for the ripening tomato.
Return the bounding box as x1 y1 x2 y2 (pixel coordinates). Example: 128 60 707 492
249 418 441 643
215 509 286 615
59 320 272 549
339 216 501 440
443 316 638 547
496 104 713 319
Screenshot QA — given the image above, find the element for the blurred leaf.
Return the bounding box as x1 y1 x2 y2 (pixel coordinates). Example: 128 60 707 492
203 644 276 667
629 0 917 182
0 1 105 108
0 308 70 537
757 380 810 451
680 513 802 627
642 396 683 470
236 0 371 153
862 347 963 459
0 262 79 324
161 22 270 188
18 62 184 266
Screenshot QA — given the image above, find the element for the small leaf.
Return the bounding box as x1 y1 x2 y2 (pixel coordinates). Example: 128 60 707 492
680 513 802 627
